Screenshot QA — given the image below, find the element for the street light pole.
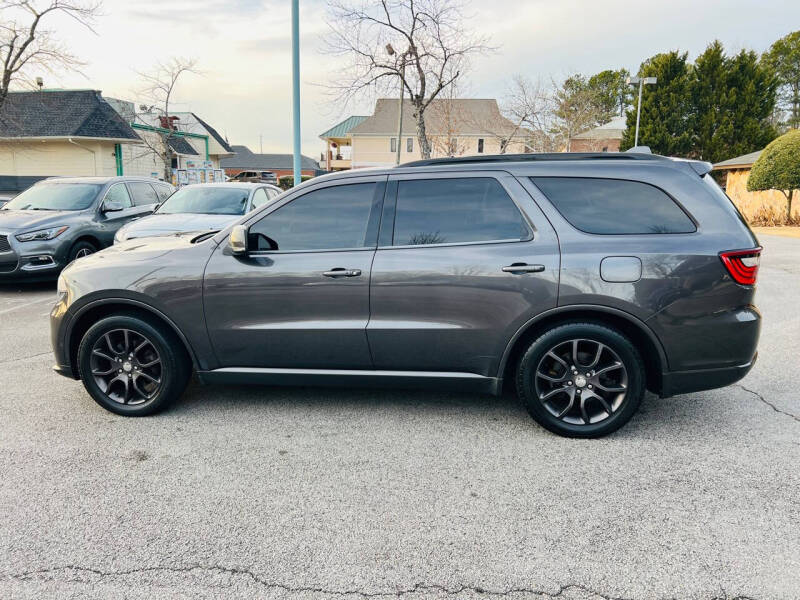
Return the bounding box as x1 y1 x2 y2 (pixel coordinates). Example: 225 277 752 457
386 43 407 166
627 76 657 147
291 0 301 186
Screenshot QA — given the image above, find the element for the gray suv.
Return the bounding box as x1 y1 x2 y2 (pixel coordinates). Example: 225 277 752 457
0 176 174 279
50 153 761 437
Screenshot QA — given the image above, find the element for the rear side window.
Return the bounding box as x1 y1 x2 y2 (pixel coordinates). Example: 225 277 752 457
393 178 530 246
154 183 174 201
128 182 159 206
531 177 695 234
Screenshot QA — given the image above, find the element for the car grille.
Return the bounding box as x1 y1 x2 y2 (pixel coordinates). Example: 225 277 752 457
0 235 10 253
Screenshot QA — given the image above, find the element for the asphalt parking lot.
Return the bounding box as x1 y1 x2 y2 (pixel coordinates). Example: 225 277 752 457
1 234 798 600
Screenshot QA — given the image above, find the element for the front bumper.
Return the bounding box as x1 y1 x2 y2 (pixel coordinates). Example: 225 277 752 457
660 353 757 398
0 233 67 278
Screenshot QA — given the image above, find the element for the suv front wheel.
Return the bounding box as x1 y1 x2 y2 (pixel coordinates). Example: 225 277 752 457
516 322 645 438
77 314 191 416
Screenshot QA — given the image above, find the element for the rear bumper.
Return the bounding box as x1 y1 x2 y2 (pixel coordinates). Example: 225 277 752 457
660 353 757 398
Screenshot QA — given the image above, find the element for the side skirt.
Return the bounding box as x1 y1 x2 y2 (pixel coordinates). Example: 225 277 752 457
196 367 502 396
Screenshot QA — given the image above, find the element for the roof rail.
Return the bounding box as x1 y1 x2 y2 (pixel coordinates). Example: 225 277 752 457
400 152 665 168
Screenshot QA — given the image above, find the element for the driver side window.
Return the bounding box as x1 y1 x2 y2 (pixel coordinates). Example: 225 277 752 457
248 183 377 252
104 184 132 208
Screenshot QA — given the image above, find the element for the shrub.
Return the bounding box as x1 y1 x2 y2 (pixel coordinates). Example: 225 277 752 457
278 174 313 190
747 129 800 221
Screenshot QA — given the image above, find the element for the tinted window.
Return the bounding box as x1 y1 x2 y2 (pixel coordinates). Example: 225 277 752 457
532 177 695 234
128 182 159 206
3 183 100 211
157 186 250 215
392 178 529 246
249 183 376 251
104 184 132 209
251 188 270 210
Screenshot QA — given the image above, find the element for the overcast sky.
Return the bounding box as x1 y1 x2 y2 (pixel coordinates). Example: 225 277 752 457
48 0 800 158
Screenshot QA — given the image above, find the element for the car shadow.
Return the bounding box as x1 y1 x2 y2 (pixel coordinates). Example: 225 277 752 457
165 379 727 439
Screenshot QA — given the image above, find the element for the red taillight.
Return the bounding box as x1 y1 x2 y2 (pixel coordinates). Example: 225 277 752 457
720 247 762 286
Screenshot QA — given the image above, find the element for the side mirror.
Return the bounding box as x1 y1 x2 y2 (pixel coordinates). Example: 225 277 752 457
102 199 124 213
228 224 248 255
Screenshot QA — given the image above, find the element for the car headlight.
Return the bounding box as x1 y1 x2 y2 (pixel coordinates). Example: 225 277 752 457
15 225 69 242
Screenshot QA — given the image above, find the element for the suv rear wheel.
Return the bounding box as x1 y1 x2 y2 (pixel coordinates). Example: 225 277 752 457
516 322 645 438
77 314 191 416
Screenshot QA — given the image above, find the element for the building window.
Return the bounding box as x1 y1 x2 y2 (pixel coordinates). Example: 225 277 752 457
478 138 484 153
390 138 397 153
407 137 413 153
602 146 609 153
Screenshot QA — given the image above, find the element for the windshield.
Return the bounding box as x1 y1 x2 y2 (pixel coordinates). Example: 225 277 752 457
3 183 101 211
156 187 250 215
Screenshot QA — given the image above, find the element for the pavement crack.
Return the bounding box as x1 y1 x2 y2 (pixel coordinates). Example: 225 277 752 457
0 351 51 365
5 565 633 598
736 384 800 423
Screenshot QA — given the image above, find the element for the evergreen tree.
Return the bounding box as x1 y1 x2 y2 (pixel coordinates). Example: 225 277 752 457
717 49 777 161
620 51 693 154
691 41 729 162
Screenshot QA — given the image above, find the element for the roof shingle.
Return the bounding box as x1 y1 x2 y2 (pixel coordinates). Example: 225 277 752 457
0 90 140 140
221 146 319 170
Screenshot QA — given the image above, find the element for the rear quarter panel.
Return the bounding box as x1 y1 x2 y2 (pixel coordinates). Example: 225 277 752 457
517 161 759 371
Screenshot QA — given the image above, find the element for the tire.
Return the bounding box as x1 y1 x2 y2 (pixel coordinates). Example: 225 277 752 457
77 314 191 416
68 240 97 262
516 322 645 438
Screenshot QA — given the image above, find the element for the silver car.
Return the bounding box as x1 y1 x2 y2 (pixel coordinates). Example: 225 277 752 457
114 182 282 243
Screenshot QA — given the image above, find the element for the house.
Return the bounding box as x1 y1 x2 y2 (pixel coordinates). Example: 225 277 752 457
123 106 235 180
568 116 626 152
319 98 532 170
0 90 141 188
220 146 322 178
713 150 795 221
0 90 234 190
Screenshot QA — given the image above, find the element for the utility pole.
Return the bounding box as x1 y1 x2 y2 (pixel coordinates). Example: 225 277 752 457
627 76 657 147
291 0 301 186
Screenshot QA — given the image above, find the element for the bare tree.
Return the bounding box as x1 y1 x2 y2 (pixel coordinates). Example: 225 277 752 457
0 0 100 111
428 76 469 157
324 0 490 159
500 75 556 152
132 57 198 181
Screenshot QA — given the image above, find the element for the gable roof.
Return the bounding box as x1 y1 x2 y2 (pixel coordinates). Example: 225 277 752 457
572 116 627 140
349 98 527 137
713 150 762 170
220 146 319 170
319 115 369 139
167 136 199 155
191 112 234 153
0 90 140 141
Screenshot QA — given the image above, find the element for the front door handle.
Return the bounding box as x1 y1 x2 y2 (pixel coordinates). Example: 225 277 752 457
323 268 362 278
502 263 545 274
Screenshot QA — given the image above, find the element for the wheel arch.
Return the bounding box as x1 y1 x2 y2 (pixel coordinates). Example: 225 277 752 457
499 305 668 396
66 298 198 376
70 234 102 252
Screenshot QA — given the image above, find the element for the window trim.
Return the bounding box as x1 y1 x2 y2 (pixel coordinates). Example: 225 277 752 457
406 137 413 153
379 173 534 249
390 137 397 153
529 175 698 236
244 179 387 255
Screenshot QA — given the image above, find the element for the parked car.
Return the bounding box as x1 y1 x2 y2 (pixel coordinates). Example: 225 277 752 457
51 151 761 437
114 182 282 243
229 170 278 185
0 176 174 279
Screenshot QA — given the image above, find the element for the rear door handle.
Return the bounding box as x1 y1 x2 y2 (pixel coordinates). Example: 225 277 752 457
323 268 362 278
502 263 545 274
